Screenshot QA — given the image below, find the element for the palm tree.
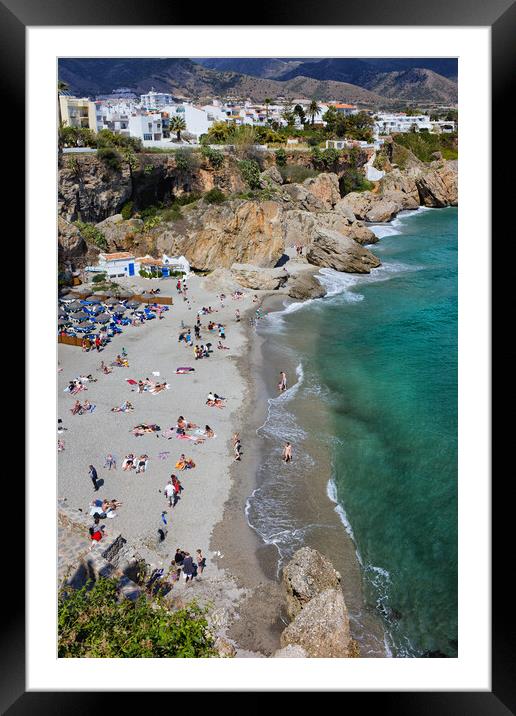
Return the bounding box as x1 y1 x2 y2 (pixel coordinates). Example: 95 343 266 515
57 80 69 142
264 97 272 122
308 99 322 126
169 116 187 142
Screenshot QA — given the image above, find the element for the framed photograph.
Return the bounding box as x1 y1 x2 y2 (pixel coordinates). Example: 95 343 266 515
7 0 509 708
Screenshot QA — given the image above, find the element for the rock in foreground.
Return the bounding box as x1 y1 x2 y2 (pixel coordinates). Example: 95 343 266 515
287 271 327 300
307 226 381 274
280 588 352 658
231 263 289 290
282 546 342 620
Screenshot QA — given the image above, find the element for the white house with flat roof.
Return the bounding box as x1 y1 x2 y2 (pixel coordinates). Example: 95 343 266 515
375 113 433 135
128 113 163 142
97 252 137 278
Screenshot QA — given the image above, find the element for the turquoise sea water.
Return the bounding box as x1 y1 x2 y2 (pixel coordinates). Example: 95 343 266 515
250 207 457 657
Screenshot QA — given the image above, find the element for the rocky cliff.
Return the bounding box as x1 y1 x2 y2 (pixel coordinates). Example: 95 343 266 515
274 547 355 658
58 150 457 280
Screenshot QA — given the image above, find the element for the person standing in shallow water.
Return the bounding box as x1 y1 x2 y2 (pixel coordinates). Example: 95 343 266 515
279 371 287 392
282 442 292 463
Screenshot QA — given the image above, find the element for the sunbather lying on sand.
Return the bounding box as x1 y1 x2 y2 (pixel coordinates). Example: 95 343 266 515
122 454 135 470
175 454 195 470
131 423 161 436
135 454 149 474
206 392 225 408
111 400 134 413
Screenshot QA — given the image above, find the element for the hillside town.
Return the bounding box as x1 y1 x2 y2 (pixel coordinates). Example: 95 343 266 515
59 88 457 152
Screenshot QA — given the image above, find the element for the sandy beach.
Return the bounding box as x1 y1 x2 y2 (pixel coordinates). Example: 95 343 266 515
58 274 284 654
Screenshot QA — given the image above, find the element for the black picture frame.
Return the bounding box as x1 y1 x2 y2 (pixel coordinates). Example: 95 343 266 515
8 0 510 710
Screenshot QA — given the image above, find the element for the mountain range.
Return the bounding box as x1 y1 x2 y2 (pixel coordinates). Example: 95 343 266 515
58 57 457 107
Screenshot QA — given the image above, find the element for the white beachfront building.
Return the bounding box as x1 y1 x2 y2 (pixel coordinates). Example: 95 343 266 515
96 251 138 278
89 252 190 279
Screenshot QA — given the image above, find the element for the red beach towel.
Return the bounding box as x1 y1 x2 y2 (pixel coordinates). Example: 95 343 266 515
126 379 138 385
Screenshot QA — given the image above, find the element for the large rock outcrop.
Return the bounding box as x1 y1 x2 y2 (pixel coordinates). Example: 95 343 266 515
416 160 458 207
282 546 342 620
307 226 381 274
286 270 327 300
156 200 286 271
58 217 87 262
336 159 458 222
302 173 341 210
283 210 377 248
280 588 352 658
231 263 289 290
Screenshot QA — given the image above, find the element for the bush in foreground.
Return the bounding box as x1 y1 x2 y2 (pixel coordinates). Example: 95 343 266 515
58 577 217 658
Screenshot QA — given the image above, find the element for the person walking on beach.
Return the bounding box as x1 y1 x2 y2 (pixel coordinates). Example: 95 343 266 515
171 474 182 507
196 549 206 575
182 552 195 584
282 442 293 463
89 464 99 491
164 479 174 508
279 371 287 393
89 516 105 549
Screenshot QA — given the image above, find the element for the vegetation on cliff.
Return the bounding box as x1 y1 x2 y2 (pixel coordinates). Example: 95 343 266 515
391 132 458 163
58 577 217 658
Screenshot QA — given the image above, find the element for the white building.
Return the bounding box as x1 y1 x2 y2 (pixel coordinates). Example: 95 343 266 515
97 252 137 278
141 90 174 110
128 113 164 142
375 113 433 135
164 103 211 139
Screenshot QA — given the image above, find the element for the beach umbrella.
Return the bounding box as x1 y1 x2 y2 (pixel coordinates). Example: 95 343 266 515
57 318 70 327
127 301 140 309
96 313 111 323
85 296 102 304
104 297 118 306
116 289 133 299
113 304 126 313
68 301 82 311
74 310 89 320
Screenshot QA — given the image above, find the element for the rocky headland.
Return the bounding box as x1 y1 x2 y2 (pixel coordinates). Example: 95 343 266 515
59 146 457 300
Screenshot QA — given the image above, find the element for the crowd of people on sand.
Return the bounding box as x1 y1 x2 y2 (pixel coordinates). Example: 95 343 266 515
59 279 270 586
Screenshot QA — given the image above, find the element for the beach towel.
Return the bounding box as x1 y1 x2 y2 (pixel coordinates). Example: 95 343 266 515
126 379 138 385
152 371 160 376
175 367 195 374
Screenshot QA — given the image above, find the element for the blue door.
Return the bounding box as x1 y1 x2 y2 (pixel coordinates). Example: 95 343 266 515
128 263 135 276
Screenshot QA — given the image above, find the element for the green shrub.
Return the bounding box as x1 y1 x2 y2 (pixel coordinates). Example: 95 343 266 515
173 192 202 207
203 187 226 204
92 272 107 284
275 148 287 167
238 159 261 189
278 165 319 183
393 132 458 163
74 221 108 251
201 145 224 169
143 215 162 231
162 205 182 222
121 201 133 220
339 169 374 195
58 577 217 658
97 146 121 171
143 163 154 174
174 149 199 173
